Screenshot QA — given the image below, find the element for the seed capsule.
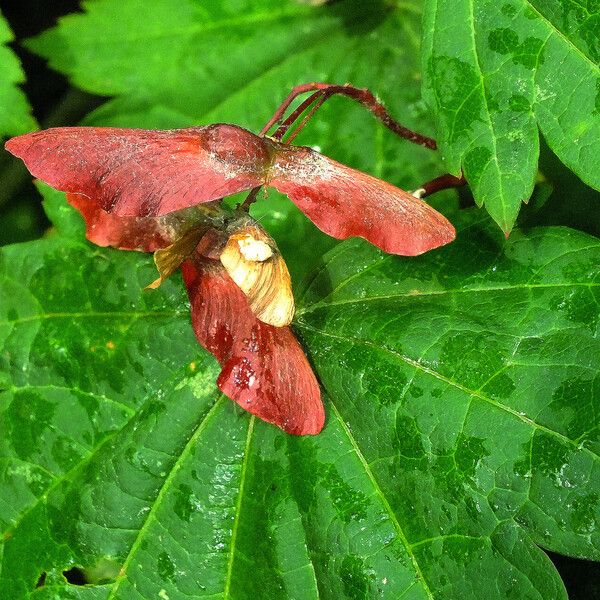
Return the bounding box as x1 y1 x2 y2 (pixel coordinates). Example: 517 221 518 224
220 225 294 327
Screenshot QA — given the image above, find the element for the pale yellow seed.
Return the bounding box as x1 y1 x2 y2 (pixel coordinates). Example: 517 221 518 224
237 235 273 261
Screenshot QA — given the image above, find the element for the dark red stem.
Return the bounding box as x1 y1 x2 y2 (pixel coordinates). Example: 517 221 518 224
271 92 324 141
240 83 452 211
261 82 437 150
414 172 467 199
284 94 328 143
239 186 262 212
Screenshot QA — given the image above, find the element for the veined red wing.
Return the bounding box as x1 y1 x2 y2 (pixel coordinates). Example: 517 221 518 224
6 124 271 217
66 193 221 252
270 145 456 256
181 257 324 435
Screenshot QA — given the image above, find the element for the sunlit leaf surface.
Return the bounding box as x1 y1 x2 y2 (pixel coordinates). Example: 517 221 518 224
1 185 598 598
1 1 599 597
422 0 600 232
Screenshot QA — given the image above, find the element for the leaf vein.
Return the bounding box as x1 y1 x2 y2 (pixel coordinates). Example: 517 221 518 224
106 397 225 600
297 281 598 315
523 0 600 73
299 325 600 462
223 416 255 600
328 400 435 600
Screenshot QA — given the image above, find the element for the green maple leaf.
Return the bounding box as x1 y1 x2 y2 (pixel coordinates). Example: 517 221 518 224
0 9 36 138
422 0 600 233
1 185 598 599
2 1 599 597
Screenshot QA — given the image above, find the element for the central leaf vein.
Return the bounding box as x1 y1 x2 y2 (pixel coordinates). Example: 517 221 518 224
328 400 435 600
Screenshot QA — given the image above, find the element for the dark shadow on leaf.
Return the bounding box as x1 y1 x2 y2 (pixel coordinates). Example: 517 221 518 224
63 567 87 586
517 137 600 237
330 0 390 35
63 557 121 586
548 551 600 600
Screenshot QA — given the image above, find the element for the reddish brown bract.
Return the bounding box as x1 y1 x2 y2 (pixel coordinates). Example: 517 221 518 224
271 146 455 256
66 193 220 251
6 124 455 256
6 125 271 217
181 258 324 435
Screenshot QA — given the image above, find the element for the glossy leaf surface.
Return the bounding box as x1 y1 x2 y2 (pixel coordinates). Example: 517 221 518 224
422 0 600 232
2 0 599 597
0 9 36 137
1 186 598 598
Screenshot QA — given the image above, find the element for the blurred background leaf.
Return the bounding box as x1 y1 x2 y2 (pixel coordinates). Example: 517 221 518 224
0 8 36 137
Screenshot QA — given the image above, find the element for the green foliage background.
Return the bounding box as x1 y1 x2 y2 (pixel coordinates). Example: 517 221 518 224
0 1 599 599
